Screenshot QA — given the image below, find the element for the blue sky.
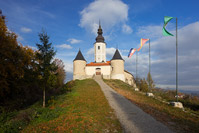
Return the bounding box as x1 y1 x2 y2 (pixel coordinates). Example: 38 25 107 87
1 0 199 91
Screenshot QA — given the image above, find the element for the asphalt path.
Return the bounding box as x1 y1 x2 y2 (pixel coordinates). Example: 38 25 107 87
94 76 174 133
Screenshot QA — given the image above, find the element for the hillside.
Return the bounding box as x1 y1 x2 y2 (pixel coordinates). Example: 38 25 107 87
2 78 199 132
0 79 122 132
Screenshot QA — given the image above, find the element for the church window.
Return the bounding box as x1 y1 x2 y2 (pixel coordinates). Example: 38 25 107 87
98 46 100 50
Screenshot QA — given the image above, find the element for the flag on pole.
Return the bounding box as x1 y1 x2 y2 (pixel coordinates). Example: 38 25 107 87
137 38 149 51
163 16 174 36
128 48 136 58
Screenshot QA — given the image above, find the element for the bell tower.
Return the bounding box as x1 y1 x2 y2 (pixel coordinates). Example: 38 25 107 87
94 22 106 63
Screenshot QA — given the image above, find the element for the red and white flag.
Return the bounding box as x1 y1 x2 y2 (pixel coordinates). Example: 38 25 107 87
128 48 136 58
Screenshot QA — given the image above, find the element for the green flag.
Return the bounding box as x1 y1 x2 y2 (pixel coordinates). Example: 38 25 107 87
162 16 174 36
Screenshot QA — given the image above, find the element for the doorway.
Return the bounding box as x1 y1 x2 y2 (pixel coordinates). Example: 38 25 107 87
96 68 101 75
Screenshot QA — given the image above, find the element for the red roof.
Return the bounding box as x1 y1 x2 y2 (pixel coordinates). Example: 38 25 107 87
86 61 111 66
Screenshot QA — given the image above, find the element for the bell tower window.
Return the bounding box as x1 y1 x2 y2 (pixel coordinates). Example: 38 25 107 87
98 46 100 50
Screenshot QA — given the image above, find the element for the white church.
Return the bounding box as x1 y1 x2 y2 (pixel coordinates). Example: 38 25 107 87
73 24 136 86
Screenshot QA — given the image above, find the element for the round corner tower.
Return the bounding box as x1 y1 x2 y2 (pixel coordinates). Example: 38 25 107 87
73 50 86 80
111 49 125 81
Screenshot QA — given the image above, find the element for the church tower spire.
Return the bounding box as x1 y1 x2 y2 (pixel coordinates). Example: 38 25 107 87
96 21 105 42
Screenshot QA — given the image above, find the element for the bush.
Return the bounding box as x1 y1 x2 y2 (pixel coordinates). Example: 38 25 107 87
180 95 199 111
0 108 36 132
139 78 149 92
63 80 76 92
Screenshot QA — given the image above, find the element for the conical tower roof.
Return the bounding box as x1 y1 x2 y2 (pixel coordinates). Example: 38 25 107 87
73 50 86 61
111 49 124 60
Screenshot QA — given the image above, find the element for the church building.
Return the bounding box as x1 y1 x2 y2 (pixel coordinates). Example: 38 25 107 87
73 24 136 86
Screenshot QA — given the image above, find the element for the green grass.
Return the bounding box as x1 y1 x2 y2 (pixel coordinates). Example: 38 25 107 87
104 79 199 133
0 79 122 132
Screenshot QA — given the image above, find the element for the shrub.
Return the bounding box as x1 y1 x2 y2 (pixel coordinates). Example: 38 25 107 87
139 78 149 92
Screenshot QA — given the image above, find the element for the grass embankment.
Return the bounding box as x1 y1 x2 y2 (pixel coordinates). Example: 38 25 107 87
104 79 199 133
1 79 122 132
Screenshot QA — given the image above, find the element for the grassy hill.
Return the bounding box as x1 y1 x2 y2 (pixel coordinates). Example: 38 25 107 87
0 79 122 132
104 79 199 133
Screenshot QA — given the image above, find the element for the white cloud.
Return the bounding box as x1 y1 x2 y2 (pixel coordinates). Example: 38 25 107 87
67 38 82 44
120 49 129 53
125 21 199 90
63 61 73 82
79 0 129 34
106 47 116 59
136 25 163 38
27 45 37 50
86 48 94 55
17 34 24 41
122 24 133 34
20 27 32 33
55 44 72 49
35 8 55 19
64 62 73 73
85 48 94 62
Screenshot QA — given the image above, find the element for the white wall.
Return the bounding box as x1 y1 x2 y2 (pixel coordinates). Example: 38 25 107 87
124 71 136 87
85 65 111 76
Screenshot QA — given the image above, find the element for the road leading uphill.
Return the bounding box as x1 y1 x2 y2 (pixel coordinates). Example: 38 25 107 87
94 76 173 133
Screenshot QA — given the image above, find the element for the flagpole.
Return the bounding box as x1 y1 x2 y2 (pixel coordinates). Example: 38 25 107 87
176 17 178 102
136 51 138 83
149 39 151 90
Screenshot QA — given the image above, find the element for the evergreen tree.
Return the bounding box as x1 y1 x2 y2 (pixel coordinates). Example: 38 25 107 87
147 72 155 90
36 30 56 107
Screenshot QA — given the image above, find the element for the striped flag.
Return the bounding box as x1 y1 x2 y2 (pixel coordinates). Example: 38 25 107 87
137 38 149 51
128 48 136 58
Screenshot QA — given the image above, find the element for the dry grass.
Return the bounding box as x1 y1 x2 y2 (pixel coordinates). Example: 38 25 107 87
22 79 122 132
104 79 199 133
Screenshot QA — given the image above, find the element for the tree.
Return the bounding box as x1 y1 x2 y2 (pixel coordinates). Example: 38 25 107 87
139 78 149 92
0 11 26 104
53 59 66 88
147 72 155 90
36 30 56 108
0 11 62 111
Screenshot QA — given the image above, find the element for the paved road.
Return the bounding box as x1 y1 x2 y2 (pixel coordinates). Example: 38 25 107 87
94 76 174 133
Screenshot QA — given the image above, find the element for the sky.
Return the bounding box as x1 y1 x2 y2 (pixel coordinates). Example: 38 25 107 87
1 0 199 91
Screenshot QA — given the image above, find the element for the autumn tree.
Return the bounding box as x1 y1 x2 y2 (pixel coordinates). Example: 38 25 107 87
0 11 64 111
36 30 56 108
0 11 26 105
53 59 66 88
